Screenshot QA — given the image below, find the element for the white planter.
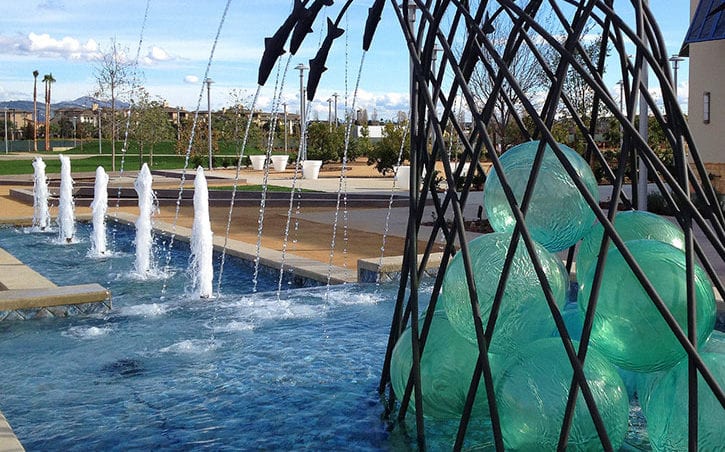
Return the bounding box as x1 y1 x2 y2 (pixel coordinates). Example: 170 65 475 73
271 155 289 172
454 162 471 177
302 160 323 180
250 155 266 170
393 165 410 189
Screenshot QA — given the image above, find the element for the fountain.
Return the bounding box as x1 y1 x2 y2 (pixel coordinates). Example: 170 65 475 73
31 157 50 231
0 1 723 450
57 154 75 243
189 166 214 298
89 166 109 257
133 163 155 276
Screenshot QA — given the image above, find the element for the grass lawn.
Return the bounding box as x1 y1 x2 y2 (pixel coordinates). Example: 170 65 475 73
0 140 290 175
0 154 190 175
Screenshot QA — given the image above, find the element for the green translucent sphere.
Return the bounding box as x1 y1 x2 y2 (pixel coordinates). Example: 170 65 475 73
390 312 494 419
576 210 684 281
645 353 725 451
483 140 599 252
495 338 630 451
551 303 584 341
441 232 569 355
703 329 725 354
638 331 725 415
579 239 716 372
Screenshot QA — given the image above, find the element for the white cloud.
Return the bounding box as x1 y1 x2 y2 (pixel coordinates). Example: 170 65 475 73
141 46 174 66
184 75 199 84
0 32 101 61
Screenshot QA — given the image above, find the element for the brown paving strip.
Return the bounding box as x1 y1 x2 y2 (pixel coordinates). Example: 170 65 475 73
0 183 418 271
149 204 413 269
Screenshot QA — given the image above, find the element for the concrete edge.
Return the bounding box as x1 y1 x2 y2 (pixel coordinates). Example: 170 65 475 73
0 410 24 452
0 283 110 311
0 248 57 290
357 252 444 283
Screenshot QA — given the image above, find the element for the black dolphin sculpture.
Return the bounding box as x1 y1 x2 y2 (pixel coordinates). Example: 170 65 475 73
257 0 308 86
306 17 345 101
290 0 335 55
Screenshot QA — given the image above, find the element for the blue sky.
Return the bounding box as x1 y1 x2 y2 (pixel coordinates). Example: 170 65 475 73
0 1 693 120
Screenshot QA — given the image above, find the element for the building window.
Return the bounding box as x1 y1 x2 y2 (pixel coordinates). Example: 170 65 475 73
704 91 711 124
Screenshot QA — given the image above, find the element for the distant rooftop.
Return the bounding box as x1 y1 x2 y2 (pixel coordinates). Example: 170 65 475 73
681 0 725 55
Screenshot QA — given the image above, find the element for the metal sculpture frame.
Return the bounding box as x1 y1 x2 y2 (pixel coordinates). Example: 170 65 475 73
260 0 725 449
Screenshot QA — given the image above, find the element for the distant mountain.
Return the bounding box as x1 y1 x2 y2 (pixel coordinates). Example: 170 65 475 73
0 97 130 122
0 100 34 112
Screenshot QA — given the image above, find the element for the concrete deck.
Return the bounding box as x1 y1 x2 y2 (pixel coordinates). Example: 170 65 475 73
111 212 359 285
0 411 23 452
0 247 111 320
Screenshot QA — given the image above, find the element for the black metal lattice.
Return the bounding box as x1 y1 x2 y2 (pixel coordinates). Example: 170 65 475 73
261 1 725 449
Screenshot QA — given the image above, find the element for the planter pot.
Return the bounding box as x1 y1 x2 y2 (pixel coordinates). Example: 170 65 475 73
302 160 323 180
454 162 471 177
393 165 410 190
271 155 289 172
250 155 267 170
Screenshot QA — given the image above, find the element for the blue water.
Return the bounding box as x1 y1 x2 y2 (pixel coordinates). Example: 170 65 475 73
0 223 683 450
0 223 420 450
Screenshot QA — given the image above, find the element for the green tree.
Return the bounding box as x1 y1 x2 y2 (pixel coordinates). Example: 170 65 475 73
467 3 553 154
42 73 55 151
94 38 133 171
131 88 175 168
355 123 374 159
216 91 263 154
176 115 218 165
306 121 342 163
367 120 409 175
559 35 609 120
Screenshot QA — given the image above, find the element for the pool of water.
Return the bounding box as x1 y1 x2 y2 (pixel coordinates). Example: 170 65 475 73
0 223 420 450
0 222 695 450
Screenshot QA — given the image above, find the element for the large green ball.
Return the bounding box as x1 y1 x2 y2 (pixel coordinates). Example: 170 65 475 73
578 239 716 372
390 312 494 419
495 338 630 451
576 210 684 281
441 232 569 355
645 352 725 451
483 140 599 252
703 329 725 354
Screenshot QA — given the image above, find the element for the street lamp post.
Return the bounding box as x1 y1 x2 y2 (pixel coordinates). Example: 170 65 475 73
669 54 684 106
282 102 288 155
295 63 308 161
205 77 214 170
10 109 15 142
327 97 333 131
98 107 102 155
616 80 624 148
73 116 77 148
332 92 338 125
3 108 7 154
33 70 38 152
637 2 649 211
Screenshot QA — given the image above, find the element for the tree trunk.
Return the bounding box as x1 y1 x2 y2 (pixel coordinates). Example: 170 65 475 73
33 75 38 152
44 81 50 151
111 93 116 172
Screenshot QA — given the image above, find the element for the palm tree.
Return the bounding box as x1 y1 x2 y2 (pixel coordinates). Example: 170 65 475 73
43 73 55 151
32 70 39 152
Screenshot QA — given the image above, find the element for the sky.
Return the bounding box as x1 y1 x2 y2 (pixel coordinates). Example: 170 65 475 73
0 0 694 121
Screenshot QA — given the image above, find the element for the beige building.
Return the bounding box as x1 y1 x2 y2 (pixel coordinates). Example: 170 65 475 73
685 0 725 191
